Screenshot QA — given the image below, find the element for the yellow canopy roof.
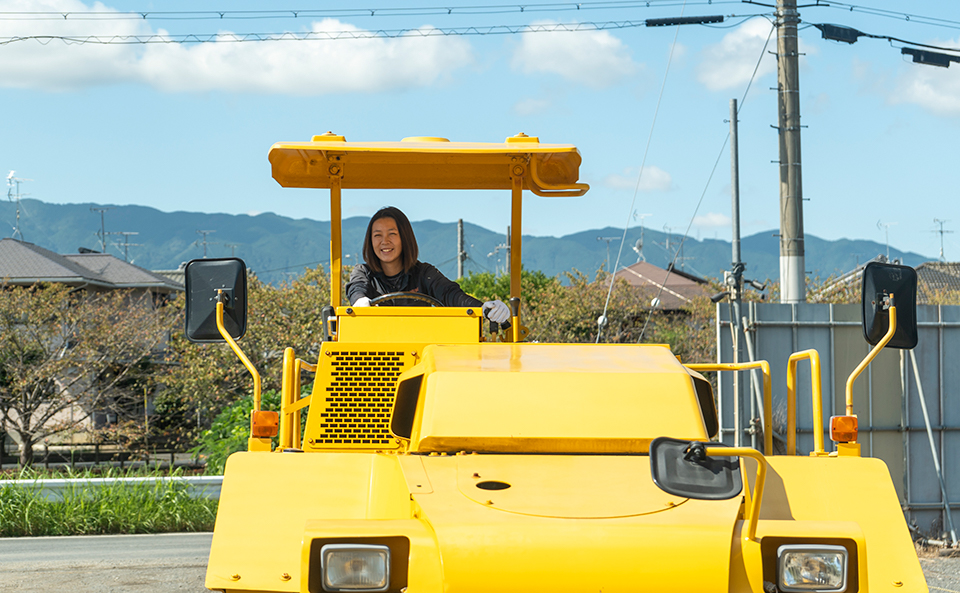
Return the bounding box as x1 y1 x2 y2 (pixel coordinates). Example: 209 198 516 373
268 133 588 195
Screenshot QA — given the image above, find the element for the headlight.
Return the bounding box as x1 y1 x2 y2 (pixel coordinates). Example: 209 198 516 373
778 544 848 592
320 544 390 592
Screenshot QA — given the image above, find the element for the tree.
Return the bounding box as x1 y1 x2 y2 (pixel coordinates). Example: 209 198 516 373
0 284 178 465
158 266 330 446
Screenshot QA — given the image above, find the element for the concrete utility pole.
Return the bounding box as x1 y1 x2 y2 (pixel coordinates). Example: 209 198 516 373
777 0 806 303
457 219 466 279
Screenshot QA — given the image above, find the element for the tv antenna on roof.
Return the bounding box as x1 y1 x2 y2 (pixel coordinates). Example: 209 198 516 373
90 206 114 252
933 218 953 262
195 229 218 258
632 213 651 262
115 231 142 262
877 220 897 260
7 171 32 241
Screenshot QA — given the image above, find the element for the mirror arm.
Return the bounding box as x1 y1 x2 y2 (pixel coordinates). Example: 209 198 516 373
707 446 767 542
845 303 897 416
216 295 262 412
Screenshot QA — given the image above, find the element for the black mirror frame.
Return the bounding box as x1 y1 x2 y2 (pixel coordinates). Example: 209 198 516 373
861 261 918 350
649 437 743 501
184 258 248 343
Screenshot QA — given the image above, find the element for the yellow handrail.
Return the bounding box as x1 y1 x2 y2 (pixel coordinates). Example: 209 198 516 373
708 446 767 542
844 305 897 416
279 347 316 450
786 350 823 455
686 361 772 455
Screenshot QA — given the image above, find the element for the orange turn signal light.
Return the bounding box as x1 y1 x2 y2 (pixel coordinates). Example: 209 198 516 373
830 415 858 443
251 410 279 438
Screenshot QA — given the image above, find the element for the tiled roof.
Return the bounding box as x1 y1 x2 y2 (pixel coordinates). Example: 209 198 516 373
614 261 710 310
917 262 960 303
63 253 182 290
0 238 182 291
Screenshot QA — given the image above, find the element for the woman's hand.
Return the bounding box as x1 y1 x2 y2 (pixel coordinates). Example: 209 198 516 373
481 300 510 323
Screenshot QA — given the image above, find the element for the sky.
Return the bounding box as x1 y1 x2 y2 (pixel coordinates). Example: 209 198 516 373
0 0 959 264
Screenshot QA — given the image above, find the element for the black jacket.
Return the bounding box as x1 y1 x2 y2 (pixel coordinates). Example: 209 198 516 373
346 262 482 307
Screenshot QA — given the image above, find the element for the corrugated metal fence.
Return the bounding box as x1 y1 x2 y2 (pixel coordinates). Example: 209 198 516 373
716 302 959 539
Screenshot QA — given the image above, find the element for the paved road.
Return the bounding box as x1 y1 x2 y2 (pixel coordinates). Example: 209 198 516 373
1 533 957 592
0 533 211 592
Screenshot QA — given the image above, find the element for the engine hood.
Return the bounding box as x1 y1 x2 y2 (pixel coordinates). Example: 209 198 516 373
402 454 743 593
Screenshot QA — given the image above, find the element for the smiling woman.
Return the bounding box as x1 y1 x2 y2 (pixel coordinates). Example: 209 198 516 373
346 206 510 321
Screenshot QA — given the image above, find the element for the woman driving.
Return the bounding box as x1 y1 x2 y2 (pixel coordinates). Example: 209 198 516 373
346 206 510 323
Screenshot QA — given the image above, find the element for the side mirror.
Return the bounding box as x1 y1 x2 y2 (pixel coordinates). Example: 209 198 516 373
649 437 742 501
861 262 917 349
184 258 248 343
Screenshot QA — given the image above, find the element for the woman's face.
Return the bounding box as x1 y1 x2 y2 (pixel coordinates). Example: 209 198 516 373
371 217 402 271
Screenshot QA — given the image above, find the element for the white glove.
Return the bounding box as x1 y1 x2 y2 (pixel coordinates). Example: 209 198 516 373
353 297 371 307
482 300 510 324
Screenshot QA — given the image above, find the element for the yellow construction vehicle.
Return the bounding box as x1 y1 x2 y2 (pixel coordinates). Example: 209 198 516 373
184 134 926 593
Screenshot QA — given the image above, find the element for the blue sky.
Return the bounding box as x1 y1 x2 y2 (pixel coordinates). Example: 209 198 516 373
0 0 958 262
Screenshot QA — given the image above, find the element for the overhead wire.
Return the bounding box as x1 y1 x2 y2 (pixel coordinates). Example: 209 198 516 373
595 1 687 344
634 18 775 343
0 18 779 45
803 1 960 33
0 2 742 22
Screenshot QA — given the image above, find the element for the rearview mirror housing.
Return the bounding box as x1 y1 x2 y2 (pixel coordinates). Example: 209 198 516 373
184 258 248 343
861 262 917 349
649 437 742 501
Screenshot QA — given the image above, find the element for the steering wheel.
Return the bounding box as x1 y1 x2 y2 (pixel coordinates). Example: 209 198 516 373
368 292 443 307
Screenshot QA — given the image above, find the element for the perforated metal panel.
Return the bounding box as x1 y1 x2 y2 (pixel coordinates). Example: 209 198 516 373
313 350 409 449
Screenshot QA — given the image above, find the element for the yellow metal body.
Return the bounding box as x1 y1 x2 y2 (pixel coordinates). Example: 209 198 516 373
686 361 773 454
204 135 926 593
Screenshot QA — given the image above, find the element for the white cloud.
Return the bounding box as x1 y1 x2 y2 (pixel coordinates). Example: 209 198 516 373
891 47 960 116
511 21 638 88
513 98 551 116
693 212 731 229
603 166 672 192
0 2 473 94
696 19 777 91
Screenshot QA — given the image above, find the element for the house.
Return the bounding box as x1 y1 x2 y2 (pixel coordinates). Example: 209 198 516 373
614 261 711 310
810 255 959 305
915 261 960 303
0 238 183 455
0 238 183 294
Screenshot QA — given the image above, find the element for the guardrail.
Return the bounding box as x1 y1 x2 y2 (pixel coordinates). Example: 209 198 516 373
1 476 223 500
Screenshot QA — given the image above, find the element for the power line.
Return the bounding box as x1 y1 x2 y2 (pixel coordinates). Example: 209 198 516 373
0 18 765 45
0 2 740 22
806 1 960 33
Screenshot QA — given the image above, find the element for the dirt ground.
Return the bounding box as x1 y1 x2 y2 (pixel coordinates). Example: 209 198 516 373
919 545 960 593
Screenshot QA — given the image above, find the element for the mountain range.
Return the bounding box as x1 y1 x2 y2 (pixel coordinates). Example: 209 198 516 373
0 198 933 286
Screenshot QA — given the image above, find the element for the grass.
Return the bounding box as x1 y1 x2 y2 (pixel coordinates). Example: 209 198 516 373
0 466 218 537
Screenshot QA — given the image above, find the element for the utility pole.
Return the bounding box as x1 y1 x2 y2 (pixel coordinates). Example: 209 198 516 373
777 0 806 303
729 98 745 447
457 219 466 279
90 207 113 253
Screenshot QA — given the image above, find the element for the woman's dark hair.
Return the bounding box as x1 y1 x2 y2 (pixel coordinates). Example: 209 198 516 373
362 206 419 274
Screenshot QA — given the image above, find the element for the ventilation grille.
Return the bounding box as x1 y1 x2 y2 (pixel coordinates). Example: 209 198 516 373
316 351 406 447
